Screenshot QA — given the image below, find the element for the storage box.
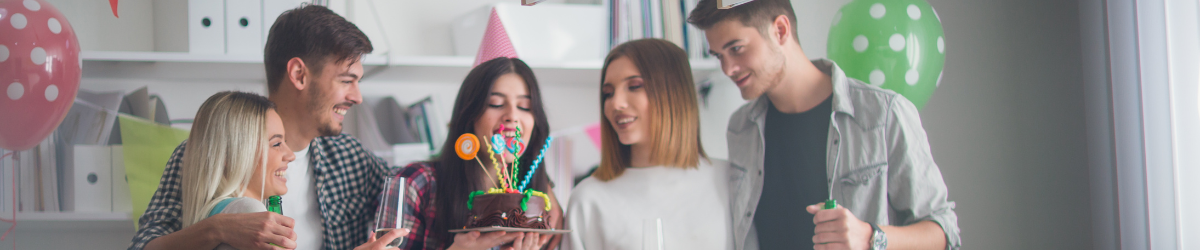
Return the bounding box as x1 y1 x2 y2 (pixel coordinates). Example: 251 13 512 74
61 145 113 212
153 0 225 54
452 3 606 62
226 0 264 55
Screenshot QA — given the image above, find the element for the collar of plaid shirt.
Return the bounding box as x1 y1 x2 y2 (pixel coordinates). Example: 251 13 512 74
304 134 391 249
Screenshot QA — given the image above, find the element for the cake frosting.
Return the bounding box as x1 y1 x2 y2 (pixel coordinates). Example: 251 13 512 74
466 191 552 229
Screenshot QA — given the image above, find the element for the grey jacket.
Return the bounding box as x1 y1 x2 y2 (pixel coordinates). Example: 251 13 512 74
726 59 961 250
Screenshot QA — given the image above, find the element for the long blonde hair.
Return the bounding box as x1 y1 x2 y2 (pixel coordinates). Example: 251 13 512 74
180 91 276 227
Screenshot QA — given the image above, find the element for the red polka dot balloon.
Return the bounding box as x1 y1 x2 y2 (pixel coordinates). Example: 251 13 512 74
0 0 81 151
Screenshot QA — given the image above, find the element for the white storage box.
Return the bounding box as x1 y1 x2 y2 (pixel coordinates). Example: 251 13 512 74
61 145 113 212
226 0 264 55
154 0 225 54
452 3 606 62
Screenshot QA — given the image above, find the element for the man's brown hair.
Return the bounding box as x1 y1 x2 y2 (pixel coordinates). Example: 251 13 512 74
594 39 707 181
264 5 373 93
687 0 800 44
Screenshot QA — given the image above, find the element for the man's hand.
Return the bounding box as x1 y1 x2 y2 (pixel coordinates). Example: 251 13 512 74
447 231 522 250
806 203 873 250
353 228 409 250
208 211 298 250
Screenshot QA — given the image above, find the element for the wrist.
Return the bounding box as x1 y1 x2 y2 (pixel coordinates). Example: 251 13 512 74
200 215 225 245
868 222 888 250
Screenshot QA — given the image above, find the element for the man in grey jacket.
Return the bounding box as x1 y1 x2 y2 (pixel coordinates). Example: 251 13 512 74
688 0 960 249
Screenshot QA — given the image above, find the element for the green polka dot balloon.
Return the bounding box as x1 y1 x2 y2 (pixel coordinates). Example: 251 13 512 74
828 0 945 109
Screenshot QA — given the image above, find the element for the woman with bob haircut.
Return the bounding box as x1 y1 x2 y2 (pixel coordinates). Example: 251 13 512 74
566 39 734 250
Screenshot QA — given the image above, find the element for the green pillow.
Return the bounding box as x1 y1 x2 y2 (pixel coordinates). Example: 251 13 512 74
118 115 188 230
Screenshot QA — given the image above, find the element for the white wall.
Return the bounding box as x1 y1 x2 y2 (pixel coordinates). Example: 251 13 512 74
921 0 1092 249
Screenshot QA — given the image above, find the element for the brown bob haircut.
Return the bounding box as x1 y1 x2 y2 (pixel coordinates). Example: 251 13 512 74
687 0 800 44
264 5 373 93
594 39 707 181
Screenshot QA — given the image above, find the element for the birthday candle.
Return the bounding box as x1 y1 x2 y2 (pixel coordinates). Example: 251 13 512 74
510 127 523 190
487 143 508 189
519 136 553 192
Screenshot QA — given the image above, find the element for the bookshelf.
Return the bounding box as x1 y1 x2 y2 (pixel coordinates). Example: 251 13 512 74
81 51 721 85
12 212 133 231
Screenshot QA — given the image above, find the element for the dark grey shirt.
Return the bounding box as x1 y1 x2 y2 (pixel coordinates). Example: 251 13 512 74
754 96 832 249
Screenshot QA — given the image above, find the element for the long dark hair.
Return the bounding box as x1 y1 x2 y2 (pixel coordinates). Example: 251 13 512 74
432 57 553 246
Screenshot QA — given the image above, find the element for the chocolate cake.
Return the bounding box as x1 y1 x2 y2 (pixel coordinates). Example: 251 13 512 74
466 192 551 229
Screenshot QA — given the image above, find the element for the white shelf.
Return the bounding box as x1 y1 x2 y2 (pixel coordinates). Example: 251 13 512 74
80 51 720 86
9 212 134 231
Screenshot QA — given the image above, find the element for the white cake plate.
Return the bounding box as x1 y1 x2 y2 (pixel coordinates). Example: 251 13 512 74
449 226 571 234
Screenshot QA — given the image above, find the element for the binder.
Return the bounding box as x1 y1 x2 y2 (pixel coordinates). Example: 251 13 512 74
225 0 264 55
188 0 226 54
61 145 112 212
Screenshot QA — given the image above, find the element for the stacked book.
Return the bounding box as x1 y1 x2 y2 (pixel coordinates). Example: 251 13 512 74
606 0 711 59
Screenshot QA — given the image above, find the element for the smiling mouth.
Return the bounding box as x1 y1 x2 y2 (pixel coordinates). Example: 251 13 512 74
617 116 637 125
734 74 751 86
333 106 348 116
273 168 287 181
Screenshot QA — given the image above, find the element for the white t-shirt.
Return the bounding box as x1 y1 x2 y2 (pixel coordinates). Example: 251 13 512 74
284 146 325 250
212 197 268 250
566 159 734 250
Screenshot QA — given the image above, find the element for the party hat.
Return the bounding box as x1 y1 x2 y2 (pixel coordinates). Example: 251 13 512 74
473 8 519 67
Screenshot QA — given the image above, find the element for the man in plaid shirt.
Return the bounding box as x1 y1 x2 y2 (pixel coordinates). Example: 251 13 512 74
129 5 407 250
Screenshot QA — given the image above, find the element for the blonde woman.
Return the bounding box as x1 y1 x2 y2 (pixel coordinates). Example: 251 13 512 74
178 91 297 249
567 39 734 250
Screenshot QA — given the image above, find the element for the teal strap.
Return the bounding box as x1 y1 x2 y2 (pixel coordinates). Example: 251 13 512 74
207 197 237 218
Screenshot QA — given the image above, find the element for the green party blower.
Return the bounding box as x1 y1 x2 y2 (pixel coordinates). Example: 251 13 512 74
825 160 838 210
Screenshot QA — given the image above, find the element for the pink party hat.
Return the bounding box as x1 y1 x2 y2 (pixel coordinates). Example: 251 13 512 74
584 122 602 150
473 8 519 67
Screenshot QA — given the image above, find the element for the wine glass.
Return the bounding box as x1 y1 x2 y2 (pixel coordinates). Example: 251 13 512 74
374 176 408 247
642 218 664 250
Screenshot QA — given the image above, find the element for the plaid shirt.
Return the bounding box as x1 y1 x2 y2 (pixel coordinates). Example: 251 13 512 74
129 134 392 250
391 162 441 250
